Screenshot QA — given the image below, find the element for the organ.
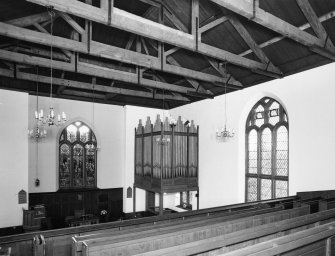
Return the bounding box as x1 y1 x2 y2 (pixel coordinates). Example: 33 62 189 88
133 115 199 215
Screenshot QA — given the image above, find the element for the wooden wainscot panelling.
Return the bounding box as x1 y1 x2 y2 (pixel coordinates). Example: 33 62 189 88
29 188 123 229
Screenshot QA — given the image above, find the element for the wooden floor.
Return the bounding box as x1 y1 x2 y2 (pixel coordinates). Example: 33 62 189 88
1 192 335 256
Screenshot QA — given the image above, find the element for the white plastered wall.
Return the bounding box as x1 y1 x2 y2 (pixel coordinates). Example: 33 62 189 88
0 90 29 228
171 62 335 209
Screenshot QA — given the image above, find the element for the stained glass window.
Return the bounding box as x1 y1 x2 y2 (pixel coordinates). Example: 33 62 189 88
59 121 97 190
246 97 288 202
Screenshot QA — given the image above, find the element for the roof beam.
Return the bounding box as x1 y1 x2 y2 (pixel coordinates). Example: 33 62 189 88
227 12 282 75
0 22 229 85
211 0 335 60
163 7 188 32
156 2 209 92
139 0 161 8
32 22 72 59
210 0 322 47
199 16 228 34
151 2 242 87
296 0 334 50
14 44 69 62
239 10 335 57
0 68 189 102
58 11 85 35
5 12 50 27
26 0 279 74
0 49 204 95
206 58 244 89
63 89 106 99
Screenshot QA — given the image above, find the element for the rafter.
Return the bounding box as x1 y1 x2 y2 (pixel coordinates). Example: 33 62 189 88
5 12 50 27
141 37 150 56
139 0 161 8
152 3 242 88
163 8 188 33
206 58 244 89
26 0 281 74
139 4 210 93
164 47 179 57
199 16 228 34
58 11 85 35
296 0 334 50
153 1 242 85
227 12 282 75
239 10 335 57
32 22 72 59
0 49 209 95
211 0 335 60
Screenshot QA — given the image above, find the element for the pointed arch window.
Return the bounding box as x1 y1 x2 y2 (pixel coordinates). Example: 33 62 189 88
246 98 288 202
59 121 97 190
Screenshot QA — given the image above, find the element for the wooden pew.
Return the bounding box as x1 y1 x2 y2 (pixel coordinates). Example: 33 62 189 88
79 206 310 256
216 220 335 256
0 197 295 256
73 206 283 254
72 205 280 254
293 197 322 213
319 197 335 211
132 207 335 256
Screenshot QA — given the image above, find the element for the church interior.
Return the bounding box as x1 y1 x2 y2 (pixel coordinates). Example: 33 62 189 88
1 0 335 255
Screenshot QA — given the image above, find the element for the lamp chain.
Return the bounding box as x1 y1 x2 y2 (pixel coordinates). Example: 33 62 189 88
48 7 55 100
92 79 95 130
36 66 39 116
36 66 39 183
224 62 227 127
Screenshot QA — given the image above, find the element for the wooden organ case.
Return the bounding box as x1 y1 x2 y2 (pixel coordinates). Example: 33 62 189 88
134 115 199 215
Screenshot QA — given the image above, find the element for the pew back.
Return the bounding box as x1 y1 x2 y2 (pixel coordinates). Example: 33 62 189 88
80 206 310 256
132 208 335 256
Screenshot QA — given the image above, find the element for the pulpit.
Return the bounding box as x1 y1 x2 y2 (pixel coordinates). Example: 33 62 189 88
134 115 199 215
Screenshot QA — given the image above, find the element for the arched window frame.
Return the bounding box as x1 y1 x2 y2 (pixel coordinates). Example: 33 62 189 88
58 121 97 190
245 97 289 202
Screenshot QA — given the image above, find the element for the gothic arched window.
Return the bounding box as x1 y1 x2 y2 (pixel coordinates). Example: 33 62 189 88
59 121 97 190
246 98 288 202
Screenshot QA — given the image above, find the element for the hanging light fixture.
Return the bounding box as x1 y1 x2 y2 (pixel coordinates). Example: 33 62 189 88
28 67 47 141
39 6 67 127
216 62 235 141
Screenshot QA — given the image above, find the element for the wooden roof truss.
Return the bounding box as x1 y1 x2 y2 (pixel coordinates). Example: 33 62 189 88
0 0 333 108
